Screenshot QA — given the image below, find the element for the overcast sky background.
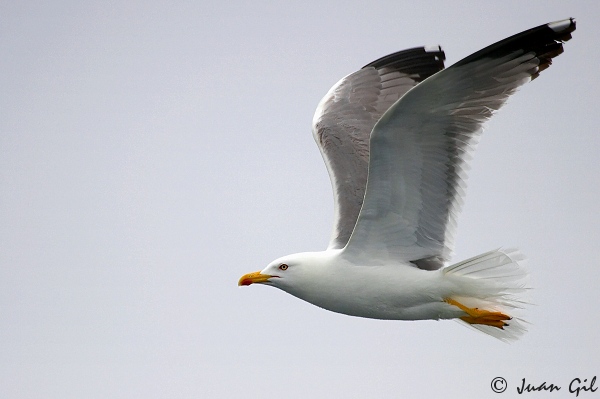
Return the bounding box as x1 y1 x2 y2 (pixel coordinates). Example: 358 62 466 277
2 1 599 398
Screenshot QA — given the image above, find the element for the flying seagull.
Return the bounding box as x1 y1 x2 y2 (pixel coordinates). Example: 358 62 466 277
239 19 576 341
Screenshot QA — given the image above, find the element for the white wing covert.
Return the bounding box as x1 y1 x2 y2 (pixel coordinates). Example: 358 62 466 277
313 47 446 250
343 19 576 269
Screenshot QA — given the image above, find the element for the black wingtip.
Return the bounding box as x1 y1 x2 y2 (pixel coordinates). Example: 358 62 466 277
362 46 446 82
453 18 576 73
548 17 576 39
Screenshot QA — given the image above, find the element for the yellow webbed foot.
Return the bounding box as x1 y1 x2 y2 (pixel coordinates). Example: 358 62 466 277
445 298 511 329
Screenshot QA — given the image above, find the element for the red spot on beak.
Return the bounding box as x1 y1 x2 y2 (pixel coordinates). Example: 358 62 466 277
239 277 253 286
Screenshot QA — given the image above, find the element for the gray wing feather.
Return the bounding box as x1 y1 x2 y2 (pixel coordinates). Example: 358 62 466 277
343 19 575 269
313 47 446 249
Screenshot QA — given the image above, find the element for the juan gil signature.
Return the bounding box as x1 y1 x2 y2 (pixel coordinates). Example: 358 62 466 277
517 376 597 396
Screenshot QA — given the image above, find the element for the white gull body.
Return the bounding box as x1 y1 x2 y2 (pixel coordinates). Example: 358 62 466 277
266 250 463 321
239 19 575 341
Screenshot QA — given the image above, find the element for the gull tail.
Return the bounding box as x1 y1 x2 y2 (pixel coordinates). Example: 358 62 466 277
443 249 530 342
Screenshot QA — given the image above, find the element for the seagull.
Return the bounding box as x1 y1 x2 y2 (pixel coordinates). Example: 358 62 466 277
239 19 575 341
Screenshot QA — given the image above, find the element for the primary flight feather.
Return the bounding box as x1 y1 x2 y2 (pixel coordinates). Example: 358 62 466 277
239 19 576 341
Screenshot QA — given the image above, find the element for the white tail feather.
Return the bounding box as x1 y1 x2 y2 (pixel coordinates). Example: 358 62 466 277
444 249 530 342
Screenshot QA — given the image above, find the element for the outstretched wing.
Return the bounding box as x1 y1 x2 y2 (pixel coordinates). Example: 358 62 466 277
313 47 446 250
343 19 576 269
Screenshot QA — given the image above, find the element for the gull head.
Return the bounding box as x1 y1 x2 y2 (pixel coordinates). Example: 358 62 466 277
238 251 336 296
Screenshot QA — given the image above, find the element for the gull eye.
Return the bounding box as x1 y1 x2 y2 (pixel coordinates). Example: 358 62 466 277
278 264 288 271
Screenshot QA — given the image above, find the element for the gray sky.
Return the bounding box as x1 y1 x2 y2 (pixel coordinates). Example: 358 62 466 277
2 1 599 398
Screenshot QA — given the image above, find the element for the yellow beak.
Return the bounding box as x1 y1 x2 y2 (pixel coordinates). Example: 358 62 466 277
238 271 274 286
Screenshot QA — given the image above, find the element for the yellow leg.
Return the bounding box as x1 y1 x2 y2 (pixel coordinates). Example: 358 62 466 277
445 298 511 329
